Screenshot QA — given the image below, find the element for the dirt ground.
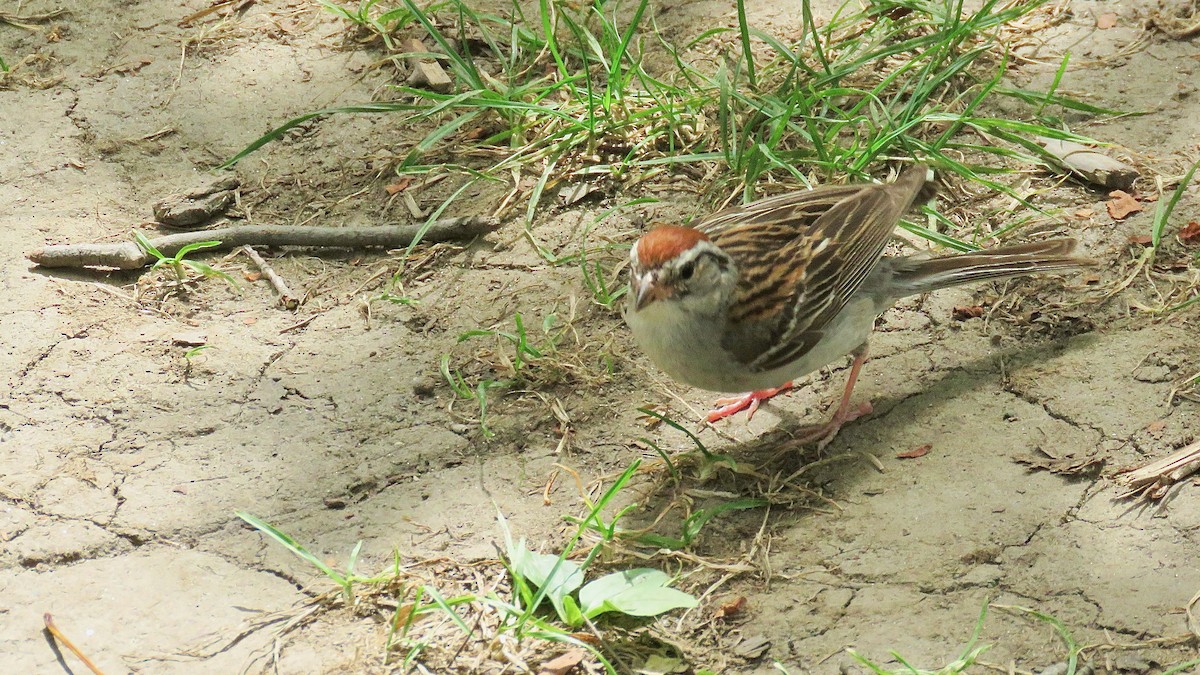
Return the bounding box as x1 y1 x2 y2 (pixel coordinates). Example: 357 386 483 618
2 0 1199 673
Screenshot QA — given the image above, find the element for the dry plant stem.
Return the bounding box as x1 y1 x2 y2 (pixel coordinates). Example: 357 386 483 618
43 613 106 675
27 217 501 270
1114 439 1200 501
0 9 69 28
240 245 300 309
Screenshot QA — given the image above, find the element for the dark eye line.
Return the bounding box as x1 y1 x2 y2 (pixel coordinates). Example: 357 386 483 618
678 259 696 280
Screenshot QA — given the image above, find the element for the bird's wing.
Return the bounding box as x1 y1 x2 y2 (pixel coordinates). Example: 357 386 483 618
707 165 930 371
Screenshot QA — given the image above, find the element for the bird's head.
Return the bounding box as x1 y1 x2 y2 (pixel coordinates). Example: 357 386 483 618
629 226 736 313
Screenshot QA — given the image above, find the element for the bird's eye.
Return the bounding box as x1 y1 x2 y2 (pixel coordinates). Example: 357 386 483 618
678 260 696 280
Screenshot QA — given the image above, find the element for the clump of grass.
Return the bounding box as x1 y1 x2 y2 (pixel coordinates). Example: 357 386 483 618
237 461 703 673
133 230 239 289
230 0 1120 256
840 598 990 675
440 306 617 436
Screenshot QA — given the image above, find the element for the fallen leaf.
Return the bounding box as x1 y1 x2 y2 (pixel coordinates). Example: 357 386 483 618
384 177 413 195
1146 419 1167 439
1096 12 1118 29
952 305 985 320
538 649 585 675
1016 448 1105 475
1179 221 1200 244
1107 190 1143 220
558 181 600 206
896 444 932 459
1128 234 1153 245
1074 209 1095 218
567 632 600 646
715 596 747 620
732 634 771 659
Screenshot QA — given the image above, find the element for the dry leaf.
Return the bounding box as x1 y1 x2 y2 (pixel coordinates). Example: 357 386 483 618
1074 209 1095 218
1146 419 1167 439
1179 221 1200 244
715 596 747 620
538 649 585 675
567 632 600 646
733 635 771 659
1107 190 1143 220
952 305 985 320
1097 12 1119 29
896 444 932 459
1016 448 1105 475
384 177 413 195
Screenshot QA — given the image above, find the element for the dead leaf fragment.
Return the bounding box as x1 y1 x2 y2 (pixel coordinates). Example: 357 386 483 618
715 596 747 620
732 634 771 659
1106 190 1143 220
952 305 985 321
384 177 413 195
896 444 932 459
1179 221 1200 244
1016 447 1105 475
1097 12 1119 29
538 649 585 675
1146 419 1167 439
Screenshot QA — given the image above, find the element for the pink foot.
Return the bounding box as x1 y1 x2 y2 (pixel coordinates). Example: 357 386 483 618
790 400 874 449
705 382 794 423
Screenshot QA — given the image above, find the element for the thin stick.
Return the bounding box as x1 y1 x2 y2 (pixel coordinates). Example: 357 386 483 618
240 245 300 309
28 217 501 270
44 613 106 675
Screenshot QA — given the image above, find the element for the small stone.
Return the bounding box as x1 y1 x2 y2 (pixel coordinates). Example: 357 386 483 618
1133 364 1172 383
411 376 436 398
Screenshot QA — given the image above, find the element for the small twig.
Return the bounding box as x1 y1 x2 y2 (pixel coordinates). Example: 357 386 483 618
44 613 106 675
347 265 393 298
240 245 300 309
1188 588 1200 642
279 315 318 334
0 9 69 29
28 217 502 270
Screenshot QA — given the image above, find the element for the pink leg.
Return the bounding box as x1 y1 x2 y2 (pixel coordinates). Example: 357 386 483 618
706 382 795 423
789 345 872 449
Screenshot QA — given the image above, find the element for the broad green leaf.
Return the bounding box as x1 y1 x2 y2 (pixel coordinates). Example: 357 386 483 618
508 539 584 622
580 568 697 619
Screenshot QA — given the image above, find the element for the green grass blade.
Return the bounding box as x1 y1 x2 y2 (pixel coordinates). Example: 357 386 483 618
236 511 347 586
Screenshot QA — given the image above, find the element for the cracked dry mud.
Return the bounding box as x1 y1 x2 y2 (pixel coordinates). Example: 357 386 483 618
2 1 1199 673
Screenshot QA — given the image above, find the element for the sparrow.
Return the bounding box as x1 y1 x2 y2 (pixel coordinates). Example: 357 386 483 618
624 164 1094 446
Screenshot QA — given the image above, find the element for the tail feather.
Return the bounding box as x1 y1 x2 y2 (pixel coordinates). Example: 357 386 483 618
886 238 1095 297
